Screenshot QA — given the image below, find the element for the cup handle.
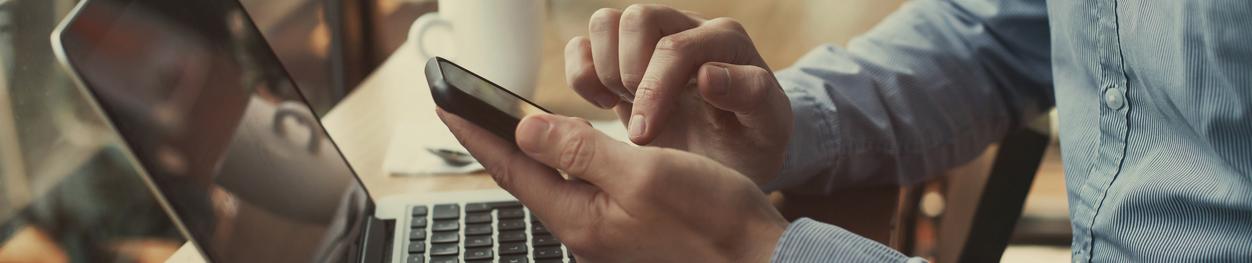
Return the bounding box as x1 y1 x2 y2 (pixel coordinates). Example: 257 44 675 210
272 102 322 154
410 13 453 60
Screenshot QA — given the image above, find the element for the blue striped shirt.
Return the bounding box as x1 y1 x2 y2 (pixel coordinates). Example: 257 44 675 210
767 0 1252 262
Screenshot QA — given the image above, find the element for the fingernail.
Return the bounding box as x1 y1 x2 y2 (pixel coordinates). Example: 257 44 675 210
517 117 552 145
628 114 645 140
593 92 618 109
707 64 730 96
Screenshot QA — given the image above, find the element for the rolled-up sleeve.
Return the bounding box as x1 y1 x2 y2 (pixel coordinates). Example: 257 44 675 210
765 0 1054 194
773 218 927 263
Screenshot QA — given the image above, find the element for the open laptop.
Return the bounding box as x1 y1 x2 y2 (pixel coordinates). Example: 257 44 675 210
50 0 571 262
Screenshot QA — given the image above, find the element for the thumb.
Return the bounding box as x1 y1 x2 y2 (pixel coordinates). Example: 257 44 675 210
696 62 792 130
515 114 642 192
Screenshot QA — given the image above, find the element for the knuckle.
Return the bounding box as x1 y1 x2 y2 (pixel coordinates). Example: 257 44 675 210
618 5 649 33
564 36 587 54
588 8 620 33
633 77 661 101
707 17 747 33
655 34 693 53
621 4 655 20
558 127 598 175
619 4 668 33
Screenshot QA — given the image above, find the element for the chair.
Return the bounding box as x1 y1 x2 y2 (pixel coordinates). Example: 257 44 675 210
774 117 1052 263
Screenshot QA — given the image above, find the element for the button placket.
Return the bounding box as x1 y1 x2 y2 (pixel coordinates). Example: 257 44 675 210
1076 0 1134 261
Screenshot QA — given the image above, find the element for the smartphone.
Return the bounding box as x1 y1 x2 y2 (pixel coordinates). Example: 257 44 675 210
426 57 551 143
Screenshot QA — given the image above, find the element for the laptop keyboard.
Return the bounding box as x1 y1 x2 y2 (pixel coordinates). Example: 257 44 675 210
407 201 575 263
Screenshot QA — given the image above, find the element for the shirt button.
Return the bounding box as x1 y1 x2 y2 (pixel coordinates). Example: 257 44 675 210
1104 88 1124 110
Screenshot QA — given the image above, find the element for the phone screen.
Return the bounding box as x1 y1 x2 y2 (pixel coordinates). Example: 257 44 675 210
439 60 545 118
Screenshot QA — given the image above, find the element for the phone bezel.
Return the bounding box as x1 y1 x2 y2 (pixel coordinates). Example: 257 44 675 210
425 57 551 144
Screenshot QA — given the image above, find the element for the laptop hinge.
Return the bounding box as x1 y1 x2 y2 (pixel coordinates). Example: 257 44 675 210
358 215 395 263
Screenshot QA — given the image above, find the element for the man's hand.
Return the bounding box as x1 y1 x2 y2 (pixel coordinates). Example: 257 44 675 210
438 109 788 263
564 5 792 184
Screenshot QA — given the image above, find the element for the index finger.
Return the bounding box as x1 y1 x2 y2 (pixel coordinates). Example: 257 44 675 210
617 4 702 94
628 20 764 144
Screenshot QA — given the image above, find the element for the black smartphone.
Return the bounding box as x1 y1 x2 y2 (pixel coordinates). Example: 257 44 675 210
426 57 551 143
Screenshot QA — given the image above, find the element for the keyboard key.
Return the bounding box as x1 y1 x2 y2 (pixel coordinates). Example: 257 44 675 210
537 260 564 263
498 231 527 243
464 248 494 260
465 202 492 213
489 201 523 209
408 229 427 240
431 220 459 232
464 235 492 248
429 244 458 256
429 232 459 244
532 234 560 247
534 247 563 259
467 261 492 263
412 206 428 216
501 256 529 263
410 217 427 228
407 254 424 263
429 256 456 263
432 204 460 220
464 224 493 236
531 223 549 234
498 208 525 219
407 241 424 253
498 219 526 231
499 242 528 255
466 212 493 224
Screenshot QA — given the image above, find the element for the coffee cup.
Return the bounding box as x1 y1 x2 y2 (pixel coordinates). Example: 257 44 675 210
408 0 545 99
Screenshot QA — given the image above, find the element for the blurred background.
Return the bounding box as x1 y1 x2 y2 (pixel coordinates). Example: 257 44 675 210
0 0 1070 262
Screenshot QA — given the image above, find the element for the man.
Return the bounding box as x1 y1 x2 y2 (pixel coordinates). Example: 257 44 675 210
439 0 1252 262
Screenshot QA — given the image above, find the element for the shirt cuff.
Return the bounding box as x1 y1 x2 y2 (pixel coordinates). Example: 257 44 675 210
771 218 926 263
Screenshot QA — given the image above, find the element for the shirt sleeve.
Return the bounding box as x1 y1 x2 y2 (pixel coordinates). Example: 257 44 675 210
772 218 929 263
764 0 1055 193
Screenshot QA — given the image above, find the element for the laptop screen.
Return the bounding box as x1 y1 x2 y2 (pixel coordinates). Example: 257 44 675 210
56 0 370 261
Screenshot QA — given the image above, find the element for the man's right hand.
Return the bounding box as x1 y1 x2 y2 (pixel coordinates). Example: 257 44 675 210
564 4 793 185
438 109 789 263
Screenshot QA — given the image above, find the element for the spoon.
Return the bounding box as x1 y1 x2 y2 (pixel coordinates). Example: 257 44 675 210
425 147 476 167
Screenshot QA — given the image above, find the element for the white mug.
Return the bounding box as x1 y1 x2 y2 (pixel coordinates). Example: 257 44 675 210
409 0 545 99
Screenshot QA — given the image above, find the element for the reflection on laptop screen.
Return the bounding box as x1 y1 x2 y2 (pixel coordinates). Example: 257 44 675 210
58 0 368 261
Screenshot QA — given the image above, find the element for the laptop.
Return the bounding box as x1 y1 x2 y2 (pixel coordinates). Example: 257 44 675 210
50 0 571 262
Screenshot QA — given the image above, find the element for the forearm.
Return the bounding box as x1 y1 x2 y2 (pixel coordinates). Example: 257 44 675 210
765 0 1053 193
